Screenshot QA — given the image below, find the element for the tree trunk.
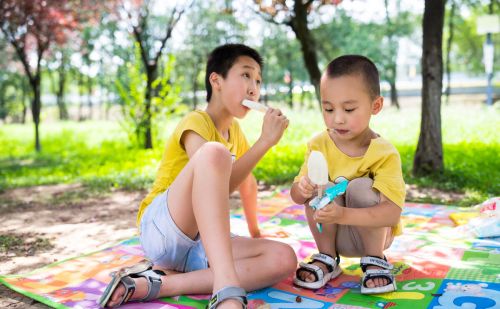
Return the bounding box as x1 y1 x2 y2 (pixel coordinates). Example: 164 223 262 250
21 78 27 124
389 76 400 109
31 74 42 152
192 72 198 110
87 75 93 120
144 64 156 149
289 2 321 107
445 0 456 104
78 72 85 121
413 0 446 176
57 63 69 120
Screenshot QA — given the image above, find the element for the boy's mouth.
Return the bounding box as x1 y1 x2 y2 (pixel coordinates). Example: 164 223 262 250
334 129 349 135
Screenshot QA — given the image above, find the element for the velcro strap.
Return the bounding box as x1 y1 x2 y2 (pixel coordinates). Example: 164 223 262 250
297 262 323 281
311 253 335 268
209 286 247 309
364 269 392 276
137 269 164 302
360 256 393 271
120 276 136 304
363 269 394 287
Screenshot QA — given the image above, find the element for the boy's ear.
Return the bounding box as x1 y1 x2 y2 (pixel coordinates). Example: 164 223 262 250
371 96 384 115
209 72 221 90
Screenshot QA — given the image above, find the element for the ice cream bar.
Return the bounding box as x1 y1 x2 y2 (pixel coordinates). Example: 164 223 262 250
242 99 268 113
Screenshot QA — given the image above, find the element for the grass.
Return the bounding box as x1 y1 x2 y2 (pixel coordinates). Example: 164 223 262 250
0 102 498 206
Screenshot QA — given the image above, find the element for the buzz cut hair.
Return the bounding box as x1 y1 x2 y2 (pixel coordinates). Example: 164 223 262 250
325 55 380 99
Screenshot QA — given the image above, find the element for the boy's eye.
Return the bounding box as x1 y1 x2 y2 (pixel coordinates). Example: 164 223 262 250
345 108 355 113
243 73 250 78
324 109 333 113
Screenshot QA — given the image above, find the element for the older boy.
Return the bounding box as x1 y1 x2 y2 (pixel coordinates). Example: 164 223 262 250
100 44 297 308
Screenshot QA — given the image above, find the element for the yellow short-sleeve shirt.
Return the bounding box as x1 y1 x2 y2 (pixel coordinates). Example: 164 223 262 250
294 131 406 235
136 110 250 226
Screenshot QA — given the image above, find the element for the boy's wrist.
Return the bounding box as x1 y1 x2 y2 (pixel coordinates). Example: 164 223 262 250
255 137 274 150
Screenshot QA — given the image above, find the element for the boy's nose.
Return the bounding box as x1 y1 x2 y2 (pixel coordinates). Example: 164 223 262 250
248 81 258 97
334 113 345 124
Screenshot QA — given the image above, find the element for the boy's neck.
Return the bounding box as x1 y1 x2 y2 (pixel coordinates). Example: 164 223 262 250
205 99 233 138
330 127 376 157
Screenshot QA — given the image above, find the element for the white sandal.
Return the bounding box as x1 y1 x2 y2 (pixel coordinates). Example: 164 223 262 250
293 253 342 289
360 256 397 294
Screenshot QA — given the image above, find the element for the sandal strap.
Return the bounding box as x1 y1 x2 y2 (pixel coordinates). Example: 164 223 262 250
360 256 393 272
362 269 394 287
208 286 247 309
295 252 339 282
296 262 323 281
311 253 339 272
134 269 165 302
118 276 136 306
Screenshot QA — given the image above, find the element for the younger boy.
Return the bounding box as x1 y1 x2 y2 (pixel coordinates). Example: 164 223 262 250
100 44 297 308
291 55 405 294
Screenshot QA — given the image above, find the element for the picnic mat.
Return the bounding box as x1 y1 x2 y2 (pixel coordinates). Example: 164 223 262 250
1 192 499 309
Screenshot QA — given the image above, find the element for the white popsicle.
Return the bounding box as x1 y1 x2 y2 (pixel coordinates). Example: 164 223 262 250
242 99 268 113
307 150 329 198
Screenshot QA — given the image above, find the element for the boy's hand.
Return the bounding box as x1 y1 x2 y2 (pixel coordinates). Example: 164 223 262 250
259 108 289 147
298 175 317 199
314 201 344 224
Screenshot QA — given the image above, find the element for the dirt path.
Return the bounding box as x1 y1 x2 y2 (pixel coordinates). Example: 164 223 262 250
0 183 465 308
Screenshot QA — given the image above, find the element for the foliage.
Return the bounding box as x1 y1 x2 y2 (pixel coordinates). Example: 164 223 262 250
1 104 498 206
173 2 246 108
449 4 500 74
115 44 183 148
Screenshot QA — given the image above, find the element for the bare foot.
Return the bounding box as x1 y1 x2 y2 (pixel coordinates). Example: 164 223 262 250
297 261 329 282
105 277 148 307
364 265 389 288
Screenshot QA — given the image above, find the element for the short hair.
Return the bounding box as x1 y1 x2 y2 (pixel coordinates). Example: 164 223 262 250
325 55 380 99
205 44 263 102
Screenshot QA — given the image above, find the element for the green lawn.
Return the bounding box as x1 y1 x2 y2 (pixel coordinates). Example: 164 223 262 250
0 103 498 206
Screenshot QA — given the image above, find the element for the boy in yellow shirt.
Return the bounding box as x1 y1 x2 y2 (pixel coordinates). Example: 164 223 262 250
100 44 297 308
291 55 405 294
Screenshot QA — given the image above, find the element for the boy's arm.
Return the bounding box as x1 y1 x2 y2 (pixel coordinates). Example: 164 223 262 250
228 108 288 192
290 181 309 205
314 193 401 228
239 174 260 238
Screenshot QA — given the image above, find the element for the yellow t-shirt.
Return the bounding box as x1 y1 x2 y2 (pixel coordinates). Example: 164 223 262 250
136 110 250 226
294 130 406 235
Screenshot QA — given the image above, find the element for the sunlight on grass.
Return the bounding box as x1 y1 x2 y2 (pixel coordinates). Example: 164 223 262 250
0 103 498 205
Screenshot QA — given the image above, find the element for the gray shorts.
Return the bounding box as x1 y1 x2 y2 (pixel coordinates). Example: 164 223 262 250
139 190 209 272
334 178 394 257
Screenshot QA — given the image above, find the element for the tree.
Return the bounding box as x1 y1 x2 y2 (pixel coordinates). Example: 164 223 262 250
313 7 413 109
254 0 343 105
121 0 191 149
413 0 446 176
0 0 79 151
116 44 182 148
47 47 70 120
174 2 245 110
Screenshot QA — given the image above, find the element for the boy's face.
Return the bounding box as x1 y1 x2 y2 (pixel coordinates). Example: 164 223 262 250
212 56 262 118
320 73 382 141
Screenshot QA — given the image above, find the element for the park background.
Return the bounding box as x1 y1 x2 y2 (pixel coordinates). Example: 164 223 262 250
0 0 499 306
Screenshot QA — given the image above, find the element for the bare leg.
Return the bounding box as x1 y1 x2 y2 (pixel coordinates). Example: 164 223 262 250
297 202 339 282
345 178 393 288
107 143 296 307
108 237 297 304
239 174 260 238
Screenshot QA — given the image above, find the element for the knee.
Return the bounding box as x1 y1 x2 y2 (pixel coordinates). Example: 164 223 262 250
345 178 379 208
196 142 232 168
268 242 297 278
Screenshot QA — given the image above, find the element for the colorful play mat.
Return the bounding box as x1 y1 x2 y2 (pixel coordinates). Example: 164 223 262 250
1 193 498 308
